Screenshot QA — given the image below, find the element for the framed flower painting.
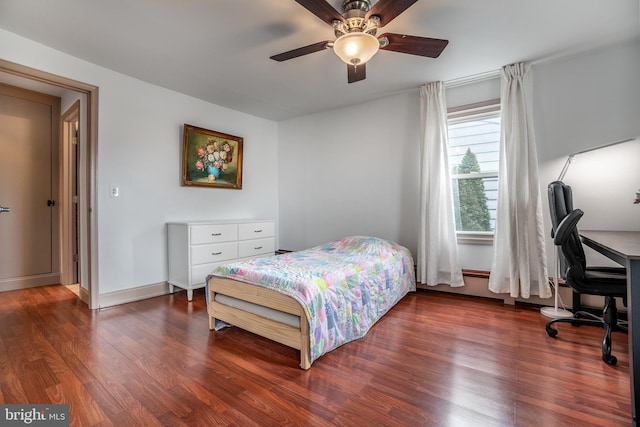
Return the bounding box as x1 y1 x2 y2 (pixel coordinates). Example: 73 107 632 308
181 124 243 189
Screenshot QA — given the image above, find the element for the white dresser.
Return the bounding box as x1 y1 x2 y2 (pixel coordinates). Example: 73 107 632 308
167 219 275 301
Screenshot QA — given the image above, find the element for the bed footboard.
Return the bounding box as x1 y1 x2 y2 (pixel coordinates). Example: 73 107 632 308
207 277 311 369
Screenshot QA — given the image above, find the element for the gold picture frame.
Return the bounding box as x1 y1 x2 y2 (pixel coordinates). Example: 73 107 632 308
181 124 243 189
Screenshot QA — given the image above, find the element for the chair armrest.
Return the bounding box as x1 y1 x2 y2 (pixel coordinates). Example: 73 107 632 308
554 209 584 246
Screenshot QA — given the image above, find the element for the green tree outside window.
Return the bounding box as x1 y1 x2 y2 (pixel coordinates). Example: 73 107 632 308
457 148 491 231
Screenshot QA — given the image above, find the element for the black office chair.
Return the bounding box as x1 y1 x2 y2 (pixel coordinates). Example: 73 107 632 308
545 181 627 365
547 180 583 311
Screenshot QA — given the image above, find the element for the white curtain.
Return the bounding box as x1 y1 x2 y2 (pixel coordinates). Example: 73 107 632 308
488 63 550 298
417 82 464 287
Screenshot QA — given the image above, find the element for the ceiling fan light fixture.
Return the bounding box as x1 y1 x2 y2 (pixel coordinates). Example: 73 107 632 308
332 32 379 66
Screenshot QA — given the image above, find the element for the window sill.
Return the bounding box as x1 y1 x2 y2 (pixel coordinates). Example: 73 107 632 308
456 232 494 245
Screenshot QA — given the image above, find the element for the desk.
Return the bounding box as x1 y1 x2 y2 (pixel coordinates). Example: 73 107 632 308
580 230 640 425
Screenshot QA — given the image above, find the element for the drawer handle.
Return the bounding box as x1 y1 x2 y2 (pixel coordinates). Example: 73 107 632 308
254 246 263 250
211 232 222 236
212 251 222 256
254 229 262 233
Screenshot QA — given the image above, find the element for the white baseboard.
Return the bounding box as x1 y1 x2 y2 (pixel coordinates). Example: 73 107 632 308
98 281 172 308
419 275 612 310
78 285 89 304
419 275 516 304
0 273 61 292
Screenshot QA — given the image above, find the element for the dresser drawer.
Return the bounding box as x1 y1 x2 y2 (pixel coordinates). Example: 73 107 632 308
191 241 238 265
238 221 274 241
190 263 216 286
190 224 238 245
239 238 275 258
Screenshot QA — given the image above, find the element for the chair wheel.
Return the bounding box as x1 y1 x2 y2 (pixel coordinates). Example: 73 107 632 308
546 326 558 338
602 354 617 365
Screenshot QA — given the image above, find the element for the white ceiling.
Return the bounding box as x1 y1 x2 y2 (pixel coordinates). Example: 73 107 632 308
0 0 638 121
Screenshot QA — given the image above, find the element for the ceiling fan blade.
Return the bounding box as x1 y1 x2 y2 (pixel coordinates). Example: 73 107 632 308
347 64 366 84
379 33 449 58
295 0 344 25
270 41 331 62
365 0 419 27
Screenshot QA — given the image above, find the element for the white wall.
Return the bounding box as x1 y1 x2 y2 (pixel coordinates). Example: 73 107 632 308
279 92 421 254
0 29 279 297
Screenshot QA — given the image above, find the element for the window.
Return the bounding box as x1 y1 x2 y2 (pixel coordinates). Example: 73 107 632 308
447 100 500 239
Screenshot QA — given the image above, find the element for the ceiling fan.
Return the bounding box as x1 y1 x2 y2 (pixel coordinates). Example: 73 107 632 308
270 0 449 83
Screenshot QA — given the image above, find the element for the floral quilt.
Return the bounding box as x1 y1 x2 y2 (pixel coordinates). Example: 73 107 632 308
209 236 416 365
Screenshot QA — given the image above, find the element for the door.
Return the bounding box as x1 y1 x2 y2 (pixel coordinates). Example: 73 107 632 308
72 121 79 283
61 101 80 286
0 83 60 289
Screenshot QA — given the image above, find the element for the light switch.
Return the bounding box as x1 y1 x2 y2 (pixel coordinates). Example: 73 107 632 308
110 185 119 198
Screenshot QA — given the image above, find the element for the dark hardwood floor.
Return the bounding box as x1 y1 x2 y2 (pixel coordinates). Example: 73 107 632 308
0 285 631 426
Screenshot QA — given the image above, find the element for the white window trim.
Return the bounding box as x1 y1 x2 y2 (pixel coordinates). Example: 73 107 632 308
448 99 501 245
448 99 500 120
451 171 497 180
456 231 494 245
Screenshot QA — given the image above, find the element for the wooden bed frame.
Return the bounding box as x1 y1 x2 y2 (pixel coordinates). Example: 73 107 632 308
207 277 312 369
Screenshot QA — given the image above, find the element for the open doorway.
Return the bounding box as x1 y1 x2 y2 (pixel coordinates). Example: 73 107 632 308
61 101 82 298
0 59 99 309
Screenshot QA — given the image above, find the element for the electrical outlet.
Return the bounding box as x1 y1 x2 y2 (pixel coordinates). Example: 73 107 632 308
109 185 119 198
